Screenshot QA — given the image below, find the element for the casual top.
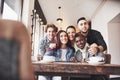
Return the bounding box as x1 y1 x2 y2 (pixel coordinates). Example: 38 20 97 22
87 29 107 51
55 47 75 61
60 49 67 61
39 36 56 56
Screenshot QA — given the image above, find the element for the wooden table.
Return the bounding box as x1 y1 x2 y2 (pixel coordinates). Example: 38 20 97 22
33 62 120 80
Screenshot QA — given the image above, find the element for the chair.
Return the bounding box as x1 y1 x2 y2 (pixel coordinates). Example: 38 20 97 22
0 20 35 80
105 53 111 64
105 53 111 80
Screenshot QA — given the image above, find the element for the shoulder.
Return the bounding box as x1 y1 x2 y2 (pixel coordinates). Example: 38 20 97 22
76 50 81 54
69 47 75 52
88 29 102 37
40 36 47 42
90 29 100 34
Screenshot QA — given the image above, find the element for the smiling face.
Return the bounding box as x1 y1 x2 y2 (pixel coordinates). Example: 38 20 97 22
75 35 86 49
60 32 68 45
77 20 89 33
46 27 56 41
66 28 76 41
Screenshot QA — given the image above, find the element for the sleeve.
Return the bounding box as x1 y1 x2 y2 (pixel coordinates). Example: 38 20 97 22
95 31 107 51
97 52 106 61
39 39 46 56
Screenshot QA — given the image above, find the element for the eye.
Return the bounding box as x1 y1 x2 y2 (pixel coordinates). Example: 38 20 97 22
80 23 83 26
84 22 87 25
60 35 63 37
65 35 67 37
67 32 70 34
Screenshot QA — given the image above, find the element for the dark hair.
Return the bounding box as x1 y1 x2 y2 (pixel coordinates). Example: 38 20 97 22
45 24 58 32
66 25 76 32
77 17 92 29
77 17 86 24
56 30 72 49
75 32 86 40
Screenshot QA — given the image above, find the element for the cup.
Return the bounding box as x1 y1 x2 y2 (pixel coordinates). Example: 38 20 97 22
31 56 37 62
89 57 104 62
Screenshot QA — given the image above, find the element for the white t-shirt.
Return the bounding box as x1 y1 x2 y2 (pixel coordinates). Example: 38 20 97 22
60 49 67 61
80 43 89 59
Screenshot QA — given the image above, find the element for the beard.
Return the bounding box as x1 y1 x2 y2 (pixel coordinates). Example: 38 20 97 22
80 31 88 37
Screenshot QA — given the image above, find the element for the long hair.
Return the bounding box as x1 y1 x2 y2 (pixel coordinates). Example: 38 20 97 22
56 30 72 49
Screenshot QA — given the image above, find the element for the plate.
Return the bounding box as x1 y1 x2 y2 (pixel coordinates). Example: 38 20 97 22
87 61 105 65
39 60 54 63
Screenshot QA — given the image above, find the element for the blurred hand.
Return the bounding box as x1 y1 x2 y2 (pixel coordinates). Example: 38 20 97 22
70 57 77 62
49 43 56 49
88 43 99 55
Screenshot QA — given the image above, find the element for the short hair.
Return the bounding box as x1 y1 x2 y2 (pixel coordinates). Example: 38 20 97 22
66 25 76 32
45 24 58 32
75 32 86 40
77 17 92 29
77 17 86 24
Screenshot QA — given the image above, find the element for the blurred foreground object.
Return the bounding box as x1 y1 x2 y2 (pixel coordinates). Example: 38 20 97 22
0 20 35 80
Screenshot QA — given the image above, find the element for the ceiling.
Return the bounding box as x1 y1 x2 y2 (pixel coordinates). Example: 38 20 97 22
109 13 120 23
38 0 106 28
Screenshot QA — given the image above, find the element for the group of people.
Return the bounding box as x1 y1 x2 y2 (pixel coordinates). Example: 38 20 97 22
38 17 107 80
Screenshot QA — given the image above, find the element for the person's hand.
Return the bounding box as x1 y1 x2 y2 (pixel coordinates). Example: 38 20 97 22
88 43 99 55
70 57 77 62
37 54 43 61
49 43 56 49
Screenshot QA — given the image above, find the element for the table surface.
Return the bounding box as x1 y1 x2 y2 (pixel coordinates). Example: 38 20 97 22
33 61 120 76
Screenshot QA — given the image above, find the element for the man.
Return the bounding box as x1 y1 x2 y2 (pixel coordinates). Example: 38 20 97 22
77 17 107 53
39 24 58 58
72 32 105 62
38 24 61 80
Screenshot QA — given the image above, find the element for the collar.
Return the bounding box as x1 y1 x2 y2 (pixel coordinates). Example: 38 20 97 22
77 43 89 53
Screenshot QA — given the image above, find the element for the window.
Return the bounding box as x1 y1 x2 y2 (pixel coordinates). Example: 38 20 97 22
1 0 22 20
2 3 17 20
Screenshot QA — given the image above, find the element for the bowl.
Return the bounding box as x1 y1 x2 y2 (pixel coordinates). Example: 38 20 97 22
89 57 104 62
43 56 55 62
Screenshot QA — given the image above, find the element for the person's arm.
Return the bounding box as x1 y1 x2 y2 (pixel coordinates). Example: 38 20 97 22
95 31 107 51
98 45 104 52
39 39 46 56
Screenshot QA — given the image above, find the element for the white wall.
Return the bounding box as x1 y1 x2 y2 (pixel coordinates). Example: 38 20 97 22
92 1 120 78
92 0 120 54
108 23 120 64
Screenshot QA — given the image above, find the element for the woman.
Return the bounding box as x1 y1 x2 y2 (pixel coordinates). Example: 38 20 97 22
66 25 76 47
55 30 75 61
